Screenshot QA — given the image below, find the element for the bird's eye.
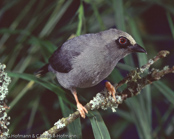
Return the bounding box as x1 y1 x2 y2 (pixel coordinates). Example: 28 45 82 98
118 37 127 45
115 36 130 47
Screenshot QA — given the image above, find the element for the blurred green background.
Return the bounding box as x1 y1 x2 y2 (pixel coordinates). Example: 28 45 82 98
1 0 174 138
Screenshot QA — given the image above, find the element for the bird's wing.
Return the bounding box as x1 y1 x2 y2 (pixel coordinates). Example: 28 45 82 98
49 36 88 73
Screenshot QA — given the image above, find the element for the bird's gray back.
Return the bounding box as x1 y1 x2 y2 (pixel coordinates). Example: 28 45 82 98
49 33 104 73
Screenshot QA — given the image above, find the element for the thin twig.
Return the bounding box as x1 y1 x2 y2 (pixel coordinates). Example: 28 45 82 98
115 50 170 90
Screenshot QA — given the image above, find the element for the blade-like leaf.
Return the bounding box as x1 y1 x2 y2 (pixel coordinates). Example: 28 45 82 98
59 97 82 138
7 72 74 106
88 111 111 139
116 109 133 122
111 120 129 138
89 1 105 30
8 81 35 111
166 11 174 38
40 0 73 37
128 17 151 133
117 63 135 71
112 0 134 66
27 96 40 134
113 0 125 31
154 81 174 104
76 2 84 36
125 98 152 139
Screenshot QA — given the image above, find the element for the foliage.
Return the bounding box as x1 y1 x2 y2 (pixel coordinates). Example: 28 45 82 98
0 0 174 138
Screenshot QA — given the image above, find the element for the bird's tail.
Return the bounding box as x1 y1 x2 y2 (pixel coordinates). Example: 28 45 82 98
34 64 49 78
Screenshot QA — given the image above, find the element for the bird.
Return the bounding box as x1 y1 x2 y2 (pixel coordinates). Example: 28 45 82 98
35 28 147 118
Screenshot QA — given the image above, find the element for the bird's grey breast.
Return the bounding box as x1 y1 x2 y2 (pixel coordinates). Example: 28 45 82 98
69 36 118 88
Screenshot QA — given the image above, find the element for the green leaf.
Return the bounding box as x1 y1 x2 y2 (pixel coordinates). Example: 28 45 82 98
9 110 27 134
154 0 174 15
128 17 148 66
28 37 57 62
113 0 125 31
27 96 40 134
89 1 105 30
59 97 82 138
112 0 135 66
116 109 133 122
40 0 73 37
88 111 111 139
0 0 35 47
76 2 84 36
7 72 74 106
153 81 174 105
8 81 35 111
117 63 135 71
128 17 152 132
111 120 129 138
125 98 152 139
154 105 174 134
109 68 123 83
166 11 174 39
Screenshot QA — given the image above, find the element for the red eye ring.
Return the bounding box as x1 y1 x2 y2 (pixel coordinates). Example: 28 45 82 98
119 37 127 44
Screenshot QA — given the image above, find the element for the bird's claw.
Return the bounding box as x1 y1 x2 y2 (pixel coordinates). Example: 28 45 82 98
77 103 88 118
105 81 116 101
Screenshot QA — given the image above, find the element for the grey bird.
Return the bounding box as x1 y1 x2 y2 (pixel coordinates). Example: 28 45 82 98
35 28 146 118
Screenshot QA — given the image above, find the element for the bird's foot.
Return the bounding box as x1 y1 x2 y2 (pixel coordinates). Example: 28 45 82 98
77 103 88 119
105 81 116 101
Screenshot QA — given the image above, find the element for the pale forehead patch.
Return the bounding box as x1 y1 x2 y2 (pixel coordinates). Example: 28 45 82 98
118 31 136 45
99 29 137 45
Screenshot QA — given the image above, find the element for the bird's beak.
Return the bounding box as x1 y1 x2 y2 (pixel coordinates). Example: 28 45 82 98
130 44 147 54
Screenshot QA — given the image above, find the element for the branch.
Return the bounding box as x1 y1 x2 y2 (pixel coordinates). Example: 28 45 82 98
37 50 173 139
0 64 11 138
